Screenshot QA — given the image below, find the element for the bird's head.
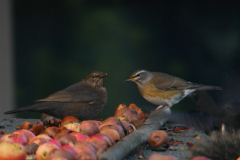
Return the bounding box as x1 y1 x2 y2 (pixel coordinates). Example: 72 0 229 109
85 71 107 87
125 70 152 86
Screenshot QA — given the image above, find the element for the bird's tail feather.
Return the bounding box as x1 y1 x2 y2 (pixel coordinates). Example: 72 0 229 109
195 85 222 90
4 105 38 114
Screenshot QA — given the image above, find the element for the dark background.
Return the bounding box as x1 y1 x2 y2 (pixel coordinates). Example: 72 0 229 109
13 1 240 119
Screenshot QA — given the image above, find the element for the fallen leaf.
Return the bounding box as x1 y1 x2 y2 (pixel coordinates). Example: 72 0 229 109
186 141 194 147
180 147 187 150
173 126 188 133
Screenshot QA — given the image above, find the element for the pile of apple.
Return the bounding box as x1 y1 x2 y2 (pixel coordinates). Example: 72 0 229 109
0 104 148 160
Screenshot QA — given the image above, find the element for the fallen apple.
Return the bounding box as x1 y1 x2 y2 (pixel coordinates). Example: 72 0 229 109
148 130 169 147
1 133 28 145
70 132 89 141
99 128 120 143
13 129 36 141
61 116 79 127
45 148 76 160
0 141 26 160
61 145 77 156
80 120 100 136
75 150 97 160
148 153 179 160
36 143 60 160
29 138 49 146
64 123 81 132
54 135 77 146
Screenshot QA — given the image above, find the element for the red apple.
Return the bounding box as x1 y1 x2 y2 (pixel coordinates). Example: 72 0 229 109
49 139 62 148
1 133 28 145
90 135 112 147
114 104 127 116
45 148 76 160
34 134 52 140
61 145 77 156
48 157 68 160
121 121 135 134
86 138 107 151
101 117 123 126
54 135 77 146
191 157 212 160
13 129 36 141
128 103 144 120
73 141 97 154
100 128 120 143
0 141 26 160
64 123 81 132
115 107 140 120
36 143 59 160
92 120 102 127
148 153 179 160
70 132 89 141
80 120 99 136
75 150 97 160
61 116 79 127
24 143 39 155
29 121 44 135
29 138 49 145
43 126 59 139
148 130 169 147
100 124 125 139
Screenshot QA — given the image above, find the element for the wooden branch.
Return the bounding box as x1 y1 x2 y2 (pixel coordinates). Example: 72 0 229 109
98 110 167 160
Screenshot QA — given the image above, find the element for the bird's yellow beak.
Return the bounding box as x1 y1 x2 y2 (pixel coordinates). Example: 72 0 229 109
125 77 136 82
100 73 107 78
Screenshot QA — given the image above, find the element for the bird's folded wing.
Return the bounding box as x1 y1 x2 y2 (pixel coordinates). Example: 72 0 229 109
35 86 99 103
152 72 190 91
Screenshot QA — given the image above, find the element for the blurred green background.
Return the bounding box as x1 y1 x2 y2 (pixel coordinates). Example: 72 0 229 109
14 1 240 119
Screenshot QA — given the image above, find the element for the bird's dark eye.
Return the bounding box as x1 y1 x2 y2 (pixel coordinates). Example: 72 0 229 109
134 74 140 77
92 76 95 79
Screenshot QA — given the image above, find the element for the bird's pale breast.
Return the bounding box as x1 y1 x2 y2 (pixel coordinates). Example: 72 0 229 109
139 82 183 106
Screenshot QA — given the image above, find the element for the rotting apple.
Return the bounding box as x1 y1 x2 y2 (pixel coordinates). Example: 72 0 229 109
54 135 77 146
99 128 120 143
13 129 36 141
75 150 97 160
0 141 26 160
64 123 81 132
61 116 79 127
1 133 28 145
148 130 169 147
69 132 89 141
80 120 100 136
148 153 179 160
99 124 125 139
36 143 59 160
114 104 127 116
29 138 49 146
49 139 62 148
45 148 76 160
73 141 97 154
60 145 77 156
90 135 112 147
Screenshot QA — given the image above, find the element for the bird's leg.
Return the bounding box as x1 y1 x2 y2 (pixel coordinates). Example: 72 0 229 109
156 105 170 110
155 105 171 115
221 123 226 135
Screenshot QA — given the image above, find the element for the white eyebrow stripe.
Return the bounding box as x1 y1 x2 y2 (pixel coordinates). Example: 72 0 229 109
133 70 146 76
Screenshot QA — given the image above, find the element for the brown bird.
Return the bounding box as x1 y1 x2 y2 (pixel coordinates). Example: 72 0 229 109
126 70 221 111
5 71 107 120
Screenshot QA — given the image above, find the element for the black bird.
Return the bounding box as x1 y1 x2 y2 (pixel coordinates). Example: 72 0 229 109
5 71 107 120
